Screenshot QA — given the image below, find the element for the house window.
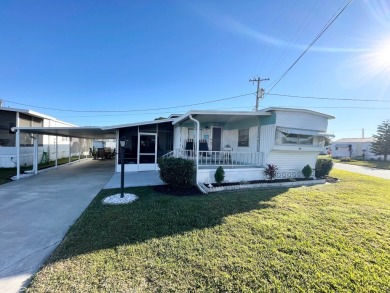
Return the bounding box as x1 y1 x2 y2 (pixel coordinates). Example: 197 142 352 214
276 129 314 145
238 129 249 147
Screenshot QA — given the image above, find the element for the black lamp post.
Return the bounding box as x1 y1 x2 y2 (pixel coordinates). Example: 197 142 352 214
119 136 127 198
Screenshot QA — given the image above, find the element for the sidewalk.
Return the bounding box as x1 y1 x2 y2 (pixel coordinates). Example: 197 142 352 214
333 163 390 180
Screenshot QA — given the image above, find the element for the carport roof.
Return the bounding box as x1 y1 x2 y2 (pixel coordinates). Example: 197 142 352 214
12 126 116 139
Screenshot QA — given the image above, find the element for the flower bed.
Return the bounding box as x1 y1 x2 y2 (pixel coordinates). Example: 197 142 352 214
202 178 328 193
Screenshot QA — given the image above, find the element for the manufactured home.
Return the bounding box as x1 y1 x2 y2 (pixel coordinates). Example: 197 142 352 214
12 107 334 184
331 137 382 160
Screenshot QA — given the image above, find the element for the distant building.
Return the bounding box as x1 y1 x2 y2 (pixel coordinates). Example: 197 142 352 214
331 137 382 160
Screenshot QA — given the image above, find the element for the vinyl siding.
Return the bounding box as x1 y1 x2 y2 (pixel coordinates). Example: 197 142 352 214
267 150 318 170
223 126 258 153
275 111 328 131
259 124 275 164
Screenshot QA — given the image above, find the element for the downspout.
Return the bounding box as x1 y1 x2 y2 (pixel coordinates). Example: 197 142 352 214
189 115 207 194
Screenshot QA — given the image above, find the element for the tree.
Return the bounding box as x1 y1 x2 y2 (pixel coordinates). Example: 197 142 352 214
371 120 390 162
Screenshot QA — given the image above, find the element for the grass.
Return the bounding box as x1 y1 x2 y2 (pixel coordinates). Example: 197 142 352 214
27 169 390 292
0 156 87 185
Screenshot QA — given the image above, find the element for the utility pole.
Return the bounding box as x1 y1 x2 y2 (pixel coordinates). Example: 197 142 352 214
249 77 269 111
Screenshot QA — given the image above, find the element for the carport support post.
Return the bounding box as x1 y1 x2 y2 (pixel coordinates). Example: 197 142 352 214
69 137 72 164
33 134 38 174
78 138 81 161
55 136 58 169
16 129 20 180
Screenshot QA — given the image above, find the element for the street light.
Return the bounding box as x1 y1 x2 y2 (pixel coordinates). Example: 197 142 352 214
119 136 127 198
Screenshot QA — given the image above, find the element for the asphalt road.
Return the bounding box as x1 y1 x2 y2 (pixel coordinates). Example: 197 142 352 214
333 162 390 180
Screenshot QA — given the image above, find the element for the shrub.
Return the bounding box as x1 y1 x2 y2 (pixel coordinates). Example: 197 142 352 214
214 166 225 185
302 164 313 179
315 158 333 178
264 163 278 181
158 157 195 188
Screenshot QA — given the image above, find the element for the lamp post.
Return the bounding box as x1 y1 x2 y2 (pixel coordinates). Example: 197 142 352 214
119 136 127 198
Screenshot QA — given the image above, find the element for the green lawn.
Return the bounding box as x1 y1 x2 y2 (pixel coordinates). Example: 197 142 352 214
27 170 390 292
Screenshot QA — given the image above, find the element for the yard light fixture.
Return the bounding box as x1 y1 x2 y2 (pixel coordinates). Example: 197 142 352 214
119 136 127 198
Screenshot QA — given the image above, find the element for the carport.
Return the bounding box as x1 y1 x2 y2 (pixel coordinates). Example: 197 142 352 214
11 126 117 179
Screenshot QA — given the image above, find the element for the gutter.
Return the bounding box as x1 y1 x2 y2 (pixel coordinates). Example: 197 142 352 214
188 115 207 194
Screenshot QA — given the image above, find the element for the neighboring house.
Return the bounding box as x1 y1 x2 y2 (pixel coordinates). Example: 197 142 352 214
0 106 90 168
13 107 334 184
331 137 382 160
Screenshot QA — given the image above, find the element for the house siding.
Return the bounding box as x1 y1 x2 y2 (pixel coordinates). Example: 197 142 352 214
223 126 258 153
267 150 318 171
259 124 275 165
275 111 328 131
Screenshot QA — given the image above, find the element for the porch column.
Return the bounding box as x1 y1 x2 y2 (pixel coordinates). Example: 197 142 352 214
189 115 200 173
16 129 20 180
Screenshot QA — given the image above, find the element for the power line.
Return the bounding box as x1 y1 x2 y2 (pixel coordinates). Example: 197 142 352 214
2 92 255 113
266 0 354 94
268 93 390 102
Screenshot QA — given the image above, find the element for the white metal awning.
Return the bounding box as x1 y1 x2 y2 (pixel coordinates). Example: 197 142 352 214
277 127 334 137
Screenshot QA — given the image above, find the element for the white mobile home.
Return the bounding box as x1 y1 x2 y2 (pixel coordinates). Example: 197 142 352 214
12 107 334 185
331 137 382 160
106 107 334 183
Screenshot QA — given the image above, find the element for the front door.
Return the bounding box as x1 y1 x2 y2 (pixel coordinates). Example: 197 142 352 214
138 133 157 171
211 127 222 151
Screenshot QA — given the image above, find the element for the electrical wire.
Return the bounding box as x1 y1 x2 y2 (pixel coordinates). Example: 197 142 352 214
2 92 255 113
265 0 354 95
268 93 390 102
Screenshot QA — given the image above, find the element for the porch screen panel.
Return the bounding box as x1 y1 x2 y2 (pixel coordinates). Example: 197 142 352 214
19 113 37 146
157 122 174 158
119 127 138 164
0 111 16 147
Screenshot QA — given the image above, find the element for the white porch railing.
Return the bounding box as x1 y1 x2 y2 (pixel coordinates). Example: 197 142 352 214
162 149 263 167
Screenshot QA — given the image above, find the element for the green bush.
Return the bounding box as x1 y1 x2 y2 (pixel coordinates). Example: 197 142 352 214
302 164 313 179
158 157 195 188
315 158 333 178
214 166 225 184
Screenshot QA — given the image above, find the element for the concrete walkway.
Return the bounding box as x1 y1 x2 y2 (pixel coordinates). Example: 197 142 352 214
334 162 390 180
104 170 164 189
0 159 115 293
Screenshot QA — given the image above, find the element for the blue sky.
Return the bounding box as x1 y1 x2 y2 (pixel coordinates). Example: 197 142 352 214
1 0 389 140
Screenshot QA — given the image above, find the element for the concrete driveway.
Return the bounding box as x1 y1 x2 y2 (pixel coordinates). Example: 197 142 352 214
334 162 390 180
0 159 115 293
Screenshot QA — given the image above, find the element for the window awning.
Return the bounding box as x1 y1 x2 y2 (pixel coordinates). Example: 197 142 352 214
277 127 334 137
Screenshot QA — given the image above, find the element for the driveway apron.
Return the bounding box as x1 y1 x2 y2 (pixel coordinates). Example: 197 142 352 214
0 159 115 293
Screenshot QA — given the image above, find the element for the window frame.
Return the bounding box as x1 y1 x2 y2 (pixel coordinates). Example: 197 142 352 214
238 129 249 147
